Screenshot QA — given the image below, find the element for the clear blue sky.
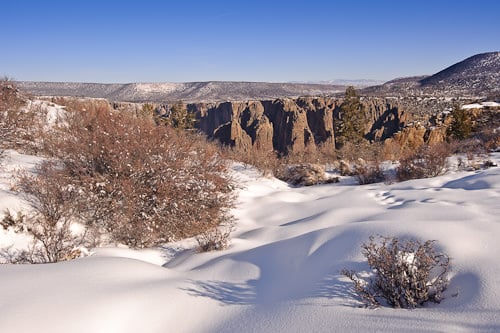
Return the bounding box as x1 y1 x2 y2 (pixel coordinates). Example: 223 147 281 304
1 0 499 83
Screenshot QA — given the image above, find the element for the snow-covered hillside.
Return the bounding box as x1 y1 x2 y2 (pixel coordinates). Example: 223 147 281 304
0 151 500 332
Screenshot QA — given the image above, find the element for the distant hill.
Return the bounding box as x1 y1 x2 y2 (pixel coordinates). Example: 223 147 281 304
419 52 500 95
364 52 500 97
17 52 500 102
17 81 346 103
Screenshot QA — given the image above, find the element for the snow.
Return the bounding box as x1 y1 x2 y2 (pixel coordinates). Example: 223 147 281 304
1 150 500 332
462 103 484 109
481 101 500 108
135 83 184 94
462 101 500 109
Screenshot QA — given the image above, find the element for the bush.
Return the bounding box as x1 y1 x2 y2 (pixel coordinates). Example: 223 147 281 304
396 143 451 181
354 162 385 185
1 80 52 154
1 80 26 149
2 162 91 263
44 107 234 248
282 163 339 186
342 235 451 308
196 221 234 252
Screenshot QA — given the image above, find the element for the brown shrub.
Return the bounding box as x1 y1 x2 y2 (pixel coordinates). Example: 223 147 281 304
44 107 234 248
2 162 90 263
282 163 339 186
0 80 35 151
354 163 385 185
396 142 452 181
342 236 451 308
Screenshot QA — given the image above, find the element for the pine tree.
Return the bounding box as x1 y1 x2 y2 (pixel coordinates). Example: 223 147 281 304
447 104 471 140
335 86 367 148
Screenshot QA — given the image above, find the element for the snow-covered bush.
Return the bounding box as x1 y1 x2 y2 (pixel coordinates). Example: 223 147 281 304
396 143 451 181
2 162 90 263
354 162 385 185
342 235 451 308
196 221 234 252
44 107 234 248
282 163 339 186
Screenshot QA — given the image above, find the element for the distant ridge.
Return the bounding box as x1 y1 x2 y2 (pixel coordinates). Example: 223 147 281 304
17 81 346 103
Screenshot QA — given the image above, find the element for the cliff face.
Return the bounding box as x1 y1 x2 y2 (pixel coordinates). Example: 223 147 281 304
192 97 339 154
191 97 419 154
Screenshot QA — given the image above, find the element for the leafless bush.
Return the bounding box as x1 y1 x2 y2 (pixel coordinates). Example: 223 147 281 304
224 145 281 177
44 107 235 248
0 80 49 154
196 221 234 252
2 162 90 263
1 80 27 149
282 163 339 186
396 142 452 181
354 163 385 185
225 142 338 181
342 235 451 308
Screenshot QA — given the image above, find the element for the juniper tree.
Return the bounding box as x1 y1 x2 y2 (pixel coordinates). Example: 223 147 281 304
335 86 368 149
166 101 196 129
447 104 472 140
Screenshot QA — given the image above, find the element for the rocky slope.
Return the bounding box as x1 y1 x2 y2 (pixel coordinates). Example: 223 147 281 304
364 52 500 98
419 52 500 96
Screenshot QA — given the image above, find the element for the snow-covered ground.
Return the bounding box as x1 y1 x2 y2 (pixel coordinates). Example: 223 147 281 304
0 150 500 332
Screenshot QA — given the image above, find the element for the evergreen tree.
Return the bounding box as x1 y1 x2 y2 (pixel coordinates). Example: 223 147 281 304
139 103 155 119
447 104 471 140
167 101 196 129
335 86 367 148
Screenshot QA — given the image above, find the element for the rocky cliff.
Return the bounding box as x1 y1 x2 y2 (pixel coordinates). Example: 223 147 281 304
190 96 450 155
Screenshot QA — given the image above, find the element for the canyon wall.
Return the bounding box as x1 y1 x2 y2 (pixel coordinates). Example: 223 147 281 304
190 97 440 154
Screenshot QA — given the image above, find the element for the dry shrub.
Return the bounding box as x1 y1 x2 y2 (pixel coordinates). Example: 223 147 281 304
45 107 234 248
0 80 55 155
0 80 32 151
336 141 381 163
381 139 404 161
354 162 385 185
196 221 234 252
225 142 338 182
50 96 112 114
336 142 387 185
396 142 452 181
2 162 90 263
282 163 338 186
477 128 500 152
342 235 451 308
224 145 281 177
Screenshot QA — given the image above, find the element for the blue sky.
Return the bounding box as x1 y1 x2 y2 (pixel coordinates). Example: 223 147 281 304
1 0 499 83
